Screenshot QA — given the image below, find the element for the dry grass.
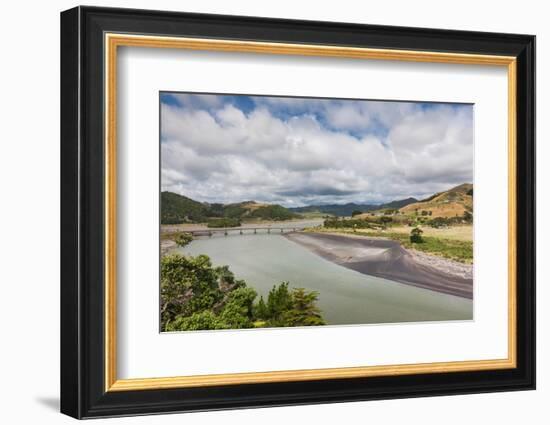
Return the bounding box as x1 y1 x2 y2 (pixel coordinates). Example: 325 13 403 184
388 225 473 241
399 201 470 218
311 226 473 263
399 183 473 218
240 201 269 211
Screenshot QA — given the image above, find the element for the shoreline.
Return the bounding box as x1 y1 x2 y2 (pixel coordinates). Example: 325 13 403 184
161 218 324 234
284 231 473 299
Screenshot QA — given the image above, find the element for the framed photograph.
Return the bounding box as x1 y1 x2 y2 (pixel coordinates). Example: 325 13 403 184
60 6 535 419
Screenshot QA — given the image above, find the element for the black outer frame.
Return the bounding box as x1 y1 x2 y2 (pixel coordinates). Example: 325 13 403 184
60 6 536 419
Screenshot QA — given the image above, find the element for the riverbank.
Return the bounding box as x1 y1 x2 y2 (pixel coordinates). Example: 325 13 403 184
284 232 473 299
161 218 324 234
160 238 177 256
307 227 473 263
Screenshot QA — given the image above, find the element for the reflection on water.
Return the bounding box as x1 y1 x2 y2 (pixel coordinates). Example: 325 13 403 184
174 233 473 325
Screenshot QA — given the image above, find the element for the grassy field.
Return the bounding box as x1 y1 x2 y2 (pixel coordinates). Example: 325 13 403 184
383 225 472 241
309 226 473 263
298 211 333 219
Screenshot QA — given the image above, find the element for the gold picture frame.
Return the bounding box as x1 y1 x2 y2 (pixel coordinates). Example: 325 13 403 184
104 33 517 392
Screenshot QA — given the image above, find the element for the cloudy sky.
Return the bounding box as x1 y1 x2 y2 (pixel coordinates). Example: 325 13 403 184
160 93 473 207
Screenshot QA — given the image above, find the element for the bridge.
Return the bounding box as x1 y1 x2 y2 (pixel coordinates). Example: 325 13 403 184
187 226 308 237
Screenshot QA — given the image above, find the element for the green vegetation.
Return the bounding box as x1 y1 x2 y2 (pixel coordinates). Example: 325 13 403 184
318 184 474 263
299 211 333 219
222 204 248 219
425 211 473 228
377 231 472 263
175 232 193 247
410 227 423 243
207 218 241 228
161 254 325 331
161 191 299 224
323 216 395 229
248 205 299 221
323 218 378 229
398 233 473 262
254 283 324 327
317 226 472 263
351 210 363 217
161 191 209 224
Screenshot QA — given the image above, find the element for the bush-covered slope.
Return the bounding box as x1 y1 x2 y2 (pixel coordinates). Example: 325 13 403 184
161 192 300 224
161 191 209 224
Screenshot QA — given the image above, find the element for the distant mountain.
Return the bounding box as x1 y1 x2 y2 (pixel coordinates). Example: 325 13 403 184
380 197 419 210
289 203 374 217
161 193 299 224
161 185 470 223
399 183 473 218
289 197 418 217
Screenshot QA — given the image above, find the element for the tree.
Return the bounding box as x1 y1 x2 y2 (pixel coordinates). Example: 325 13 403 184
165 311 220 331
174 232 193 247
463 210 473 223
351 210 363 217
410 227 424 243
216 287 257 329
284 288 325 326
266 282 293 325
160 254 326 332
254 296 268 319
160 254 223 326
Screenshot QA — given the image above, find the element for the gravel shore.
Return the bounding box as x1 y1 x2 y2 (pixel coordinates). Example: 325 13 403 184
285 232 473 299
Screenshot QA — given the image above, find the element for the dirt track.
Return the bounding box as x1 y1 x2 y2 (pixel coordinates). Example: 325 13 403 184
285 232 473 299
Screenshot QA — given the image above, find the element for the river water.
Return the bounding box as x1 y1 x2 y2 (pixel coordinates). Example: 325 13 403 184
174 233 473 325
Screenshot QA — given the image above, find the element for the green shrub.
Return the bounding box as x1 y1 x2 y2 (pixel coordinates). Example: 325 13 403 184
174 232 193 247
161 254 325 331
410 227 424 243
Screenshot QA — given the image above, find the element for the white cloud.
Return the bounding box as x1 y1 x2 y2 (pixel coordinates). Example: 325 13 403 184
160 96 473 206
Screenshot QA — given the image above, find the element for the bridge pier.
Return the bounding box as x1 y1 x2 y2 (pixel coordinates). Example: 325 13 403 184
185 226 305 238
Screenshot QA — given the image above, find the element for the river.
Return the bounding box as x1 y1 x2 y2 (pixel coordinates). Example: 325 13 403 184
173 233 473 325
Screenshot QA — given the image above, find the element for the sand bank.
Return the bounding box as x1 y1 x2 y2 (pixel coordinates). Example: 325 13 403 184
285 232 473 299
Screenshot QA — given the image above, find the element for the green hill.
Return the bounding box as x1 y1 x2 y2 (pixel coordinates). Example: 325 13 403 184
248 204 299 221
161 192 209 224
161 193 300 224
